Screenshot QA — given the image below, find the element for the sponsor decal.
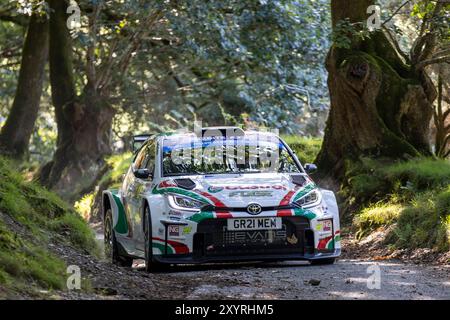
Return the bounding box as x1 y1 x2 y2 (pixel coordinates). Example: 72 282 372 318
182 226 192 235
168 225 180 237
228 190 273 198
223 228 287 244
219 185 287 191
287 233 298 245
207 186 224 193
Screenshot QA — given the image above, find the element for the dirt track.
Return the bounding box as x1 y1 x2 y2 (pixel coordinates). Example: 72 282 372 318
53 240 450 300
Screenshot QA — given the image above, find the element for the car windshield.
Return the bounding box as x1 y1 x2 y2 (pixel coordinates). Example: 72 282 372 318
161 133 301 176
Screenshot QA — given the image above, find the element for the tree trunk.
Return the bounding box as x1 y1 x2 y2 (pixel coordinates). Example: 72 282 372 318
39 0 114 201
315 0 436 181
0 14 49 159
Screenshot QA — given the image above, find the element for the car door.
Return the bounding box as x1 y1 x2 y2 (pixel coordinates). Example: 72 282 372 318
122 143 148 242
131 140 156 251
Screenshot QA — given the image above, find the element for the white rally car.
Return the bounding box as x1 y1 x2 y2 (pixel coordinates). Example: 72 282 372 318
103 127 341 271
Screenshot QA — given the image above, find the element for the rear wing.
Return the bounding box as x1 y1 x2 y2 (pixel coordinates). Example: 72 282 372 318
132 134 152 153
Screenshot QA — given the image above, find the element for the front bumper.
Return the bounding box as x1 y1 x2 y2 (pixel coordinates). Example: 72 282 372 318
155 216 340 264
153 249 341 264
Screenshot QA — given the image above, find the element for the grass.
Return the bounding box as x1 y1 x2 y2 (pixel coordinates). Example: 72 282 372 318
344 157 450 205
0 219 66 291
0 156 98 296
281 135 322 164
350 158 450 252
354 203 403 238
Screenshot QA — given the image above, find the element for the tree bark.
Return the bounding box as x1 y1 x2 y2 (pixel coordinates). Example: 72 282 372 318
39 0 114 201
315 0 436 181
0 14 49 159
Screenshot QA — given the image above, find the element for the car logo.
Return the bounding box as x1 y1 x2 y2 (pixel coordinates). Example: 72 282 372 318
247 203 262 215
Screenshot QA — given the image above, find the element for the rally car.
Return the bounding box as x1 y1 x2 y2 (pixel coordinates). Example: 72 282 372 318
103 127 341 271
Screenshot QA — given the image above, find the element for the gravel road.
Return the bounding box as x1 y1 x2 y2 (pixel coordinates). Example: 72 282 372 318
169 259 450 300
54 240 450 300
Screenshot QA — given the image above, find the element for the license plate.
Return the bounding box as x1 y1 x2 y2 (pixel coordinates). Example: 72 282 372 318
227 217 282 231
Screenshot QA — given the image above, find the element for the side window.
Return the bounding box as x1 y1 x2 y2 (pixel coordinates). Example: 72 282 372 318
143 142 156 173
134 145 148 169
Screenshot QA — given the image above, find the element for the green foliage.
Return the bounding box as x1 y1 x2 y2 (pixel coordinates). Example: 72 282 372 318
282 135 322 164
0 219 66 291
354 203 403 238
111 0 331 138
331 19 372 49
344 157 450 205
75 152 132 220
393 187 450 251
49 213 99 257
105 152 133 187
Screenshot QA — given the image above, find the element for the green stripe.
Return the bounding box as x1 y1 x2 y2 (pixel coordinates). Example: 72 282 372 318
293 208 316 220
188 211 214 223
326 234 340 250
153 186 208 203
112 194 128 234
152 241 174 254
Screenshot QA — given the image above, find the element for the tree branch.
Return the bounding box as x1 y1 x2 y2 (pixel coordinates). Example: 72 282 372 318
416 55 450 70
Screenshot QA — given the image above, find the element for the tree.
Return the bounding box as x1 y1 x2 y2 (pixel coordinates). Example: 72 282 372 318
315 0 446 180
39 0 161 200
0 12 48 159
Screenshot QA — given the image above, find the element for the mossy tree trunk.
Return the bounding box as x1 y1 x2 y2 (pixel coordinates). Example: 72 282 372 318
39 0 114 201
0 14 49 159
315 0 436 181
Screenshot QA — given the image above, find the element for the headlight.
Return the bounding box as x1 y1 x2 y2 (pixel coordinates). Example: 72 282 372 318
167 194 205 212
294 190 322 208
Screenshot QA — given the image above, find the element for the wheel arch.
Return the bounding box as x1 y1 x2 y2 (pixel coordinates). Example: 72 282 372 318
103 192 112 221
102 190 129 235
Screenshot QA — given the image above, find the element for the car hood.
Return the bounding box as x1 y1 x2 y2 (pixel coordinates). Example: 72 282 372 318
158 173 316 208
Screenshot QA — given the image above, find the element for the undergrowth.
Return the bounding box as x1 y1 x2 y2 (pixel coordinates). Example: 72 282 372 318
0 157 98 297
346 157 450 252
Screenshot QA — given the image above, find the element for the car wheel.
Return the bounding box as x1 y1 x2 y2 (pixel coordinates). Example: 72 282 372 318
104 209 133 267
310 258 336 265
144 205 165 272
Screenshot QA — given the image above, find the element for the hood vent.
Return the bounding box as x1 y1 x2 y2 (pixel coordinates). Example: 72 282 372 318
174 178 196 190
291 175 307 186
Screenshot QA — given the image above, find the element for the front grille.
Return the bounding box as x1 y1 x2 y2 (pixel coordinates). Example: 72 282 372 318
193 217 314 257
203 205 297 213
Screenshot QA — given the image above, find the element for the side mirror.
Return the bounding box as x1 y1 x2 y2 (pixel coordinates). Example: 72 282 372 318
304 163 318 173
133 168 152 180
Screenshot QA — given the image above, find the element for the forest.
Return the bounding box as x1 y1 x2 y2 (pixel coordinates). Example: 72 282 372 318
0 0 449 300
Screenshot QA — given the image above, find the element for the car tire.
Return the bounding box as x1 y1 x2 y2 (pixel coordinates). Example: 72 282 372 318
310 258 336 265
104 209 133 267
144 205 165 272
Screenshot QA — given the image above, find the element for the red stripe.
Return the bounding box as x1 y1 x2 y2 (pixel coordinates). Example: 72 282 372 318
195 190 232 217
152 237 189 254
317 236 332 250
277 190 296 216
